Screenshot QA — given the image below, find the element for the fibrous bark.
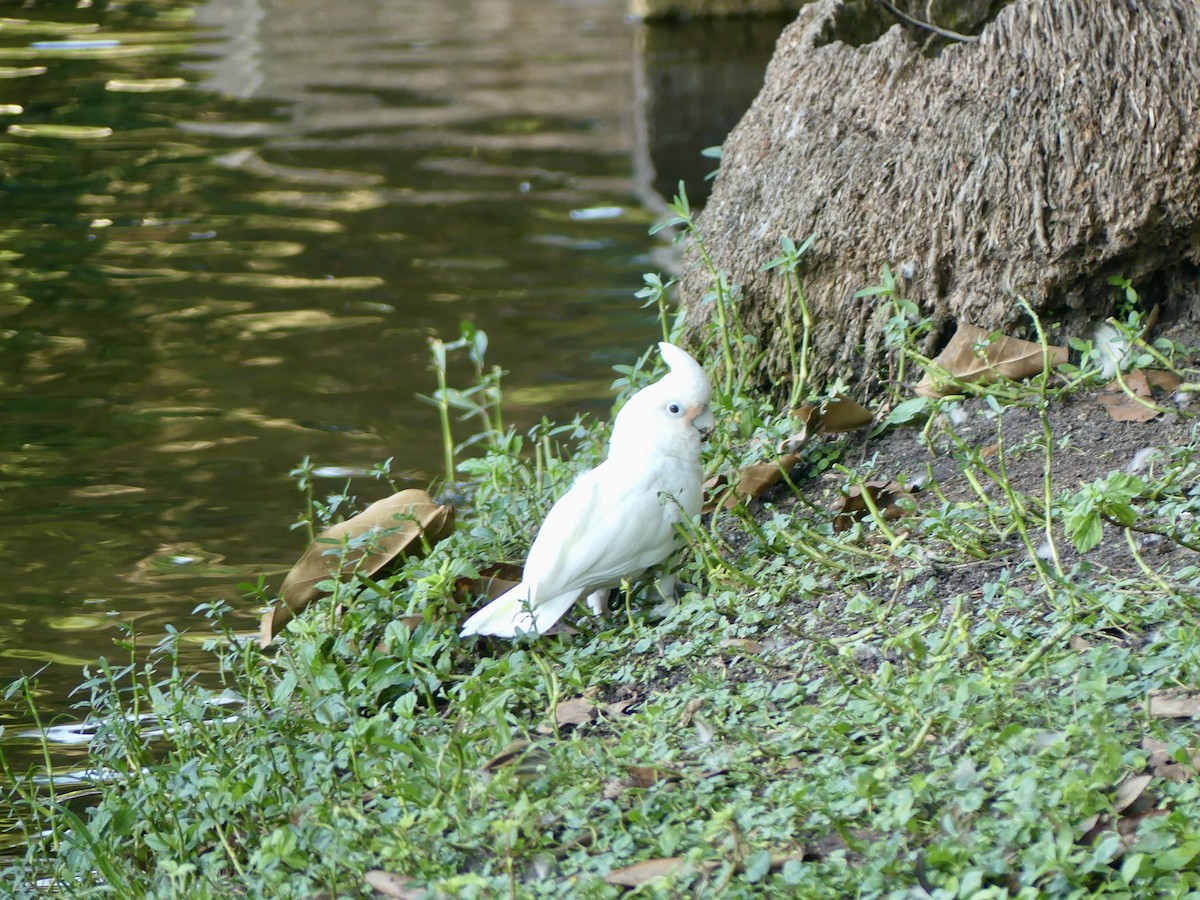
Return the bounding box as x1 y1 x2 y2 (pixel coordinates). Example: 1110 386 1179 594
681 0 1200 396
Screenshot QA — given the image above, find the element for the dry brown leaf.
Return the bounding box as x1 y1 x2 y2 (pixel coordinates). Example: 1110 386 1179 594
1100 370 1159 422
734 453 804 502
364 870 426 899
553 697 597 729
1148 688 1200 719
794 404 819 423
831 480 916 532
454 562 523 612
605 697 640 717
604 857 720 887
539 620 580 637
677 697 703 728
482 740 531 772
809 394 874 434
780 394 873 455
480 740 550 780
1078 771 1161 853
916 323 1068 398
1099 395 1157 423
1099 368 1180 422
626 766 681 788
261 489 454 647
704 452 803 514
704 394 872 515
1080 804 1167 854
1144 369 1181 392
776 406 818 457
700 473 730 515
1141 736 1199 782
1114 773 1153 812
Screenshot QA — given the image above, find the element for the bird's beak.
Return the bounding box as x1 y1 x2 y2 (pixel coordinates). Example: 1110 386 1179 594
688 405 716 441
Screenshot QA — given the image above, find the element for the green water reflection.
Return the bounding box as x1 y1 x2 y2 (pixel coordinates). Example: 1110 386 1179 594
0 0 784 836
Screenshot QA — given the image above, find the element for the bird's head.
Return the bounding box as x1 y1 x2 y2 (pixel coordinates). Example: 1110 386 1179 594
609 342 714 458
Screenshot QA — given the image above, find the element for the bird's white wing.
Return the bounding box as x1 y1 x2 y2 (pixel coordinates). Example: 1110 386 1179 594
523 458 685 601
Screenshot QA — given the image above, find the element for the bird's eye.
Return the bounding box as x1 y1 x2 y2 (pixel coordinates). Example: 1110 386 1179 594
667 402 682 415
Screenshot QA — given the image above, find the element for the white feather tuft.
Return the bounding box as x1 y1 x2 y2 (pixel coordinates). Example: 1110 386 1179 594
1093 323 1129 380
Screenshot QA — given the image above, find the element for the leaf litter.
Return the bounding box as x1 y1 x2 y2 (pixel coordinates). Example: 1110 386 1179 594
704 393 873 513
916 322 1068 398
260 489 454 646
1098 368 1182 422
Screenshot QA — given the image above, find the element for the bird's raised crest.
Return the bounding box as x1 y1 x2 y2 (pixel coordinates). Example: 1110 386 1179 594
657 342 706 386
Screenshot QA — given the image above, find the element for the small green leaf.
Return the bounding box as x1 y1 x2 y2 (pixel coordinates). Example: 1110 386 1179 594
1156 841 1200 871
873 397 930 434
1069 511 1103 554
744 849 773 883
781 859 805 884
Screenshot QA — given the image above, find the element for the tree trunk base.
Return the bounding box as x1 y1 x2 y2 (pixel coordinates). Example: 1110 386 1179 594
681 0 1200 397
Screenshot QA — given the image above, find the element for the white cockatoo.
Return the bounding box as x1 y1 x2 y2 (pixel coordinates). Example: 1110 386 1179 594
460 342 714 638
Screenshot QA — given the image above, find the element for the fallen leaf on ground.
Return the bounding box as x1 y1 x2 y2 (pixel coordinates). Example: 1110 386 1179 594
604 697 639 717
1099 369 1178 423
364 870 426 899
703 452 803 514
261 489 454 647
536 697 596 734
1144 369 1181 391
1148 688 1200 719
1077 742 1189 855
626 766 681 788
1078 772 1165 855
677 697 704 728
704 394 872 514
481 740 550 779
604 857 720 887
1114 773 1153 812
783 403 820 454
831 480 917 531
916 323 1067 398
454 561 522 605
1141 737 1200 782
786 394 874 451
481 740 531 771
701 474 730 514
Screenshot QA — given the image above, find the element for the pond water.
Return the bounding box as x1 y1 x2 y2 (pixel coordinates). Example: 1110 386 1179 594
0 0 783 822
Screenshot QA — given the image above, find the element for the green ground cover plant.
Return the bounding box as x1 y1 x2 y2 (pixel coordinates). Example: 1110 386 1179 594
3 191 1200 898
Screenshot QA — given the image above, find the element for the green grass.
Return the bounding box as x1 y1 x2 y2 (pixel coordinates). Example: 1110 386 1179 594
3 207 1200 898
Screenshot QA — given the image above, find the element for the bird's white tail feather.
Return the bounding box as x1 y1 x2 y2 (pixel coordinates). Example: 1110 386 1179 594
459 581 580 638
